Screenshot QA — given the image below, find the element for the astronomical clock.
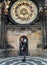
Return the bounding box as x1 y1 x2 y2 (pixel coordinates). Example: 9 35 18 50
9 0 39 25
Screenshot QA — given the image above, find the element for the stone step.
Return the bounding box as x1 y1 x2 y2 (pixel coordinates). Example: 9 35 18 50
0 51 4 58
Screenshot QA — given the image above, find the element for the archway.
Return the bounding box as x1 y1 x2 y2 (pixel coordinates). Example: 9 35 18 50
19 35 28 56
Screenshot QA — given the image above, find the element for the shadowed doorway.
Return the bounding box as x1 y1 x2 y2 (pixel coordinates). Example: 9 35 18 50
19 36 28 56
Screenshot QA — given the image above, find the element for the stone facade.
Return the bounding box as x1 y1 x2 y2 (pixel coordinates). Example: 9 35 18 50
0 0 47 58
6 27 43 55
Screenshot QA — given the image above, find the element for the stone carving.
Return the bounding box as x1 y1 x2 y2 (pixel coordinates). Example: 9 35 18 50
10 0 38 24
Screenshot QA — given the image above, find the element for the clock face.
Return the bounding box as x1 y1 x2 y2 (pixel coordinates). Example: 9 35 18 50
10 0 38 24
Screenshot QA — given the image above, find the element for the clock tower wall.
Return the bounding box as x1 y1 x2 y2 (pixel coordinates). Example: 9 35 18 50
6 27 43 56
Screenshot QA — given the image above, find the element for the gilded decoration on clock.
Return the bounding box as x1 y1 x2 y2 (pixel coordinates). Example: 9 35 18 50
10 0 38 24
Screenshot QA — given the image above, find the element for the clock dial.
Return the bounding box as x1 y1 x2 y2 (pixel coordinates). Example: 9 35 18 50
10 0 38 24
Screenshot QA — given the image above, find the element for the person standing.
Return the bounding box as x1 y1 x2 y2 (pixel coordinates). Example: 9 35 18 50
21 38 27 62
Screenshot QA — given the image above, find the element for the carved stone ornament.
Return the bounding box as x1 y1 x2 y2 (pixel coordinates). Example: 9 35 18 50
10 0 38 24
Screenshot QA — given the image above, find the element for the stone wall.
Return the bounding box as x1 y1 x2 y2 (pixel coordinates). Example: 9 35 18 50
0 0 47 58
0 3 2 43
6 27 43 55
